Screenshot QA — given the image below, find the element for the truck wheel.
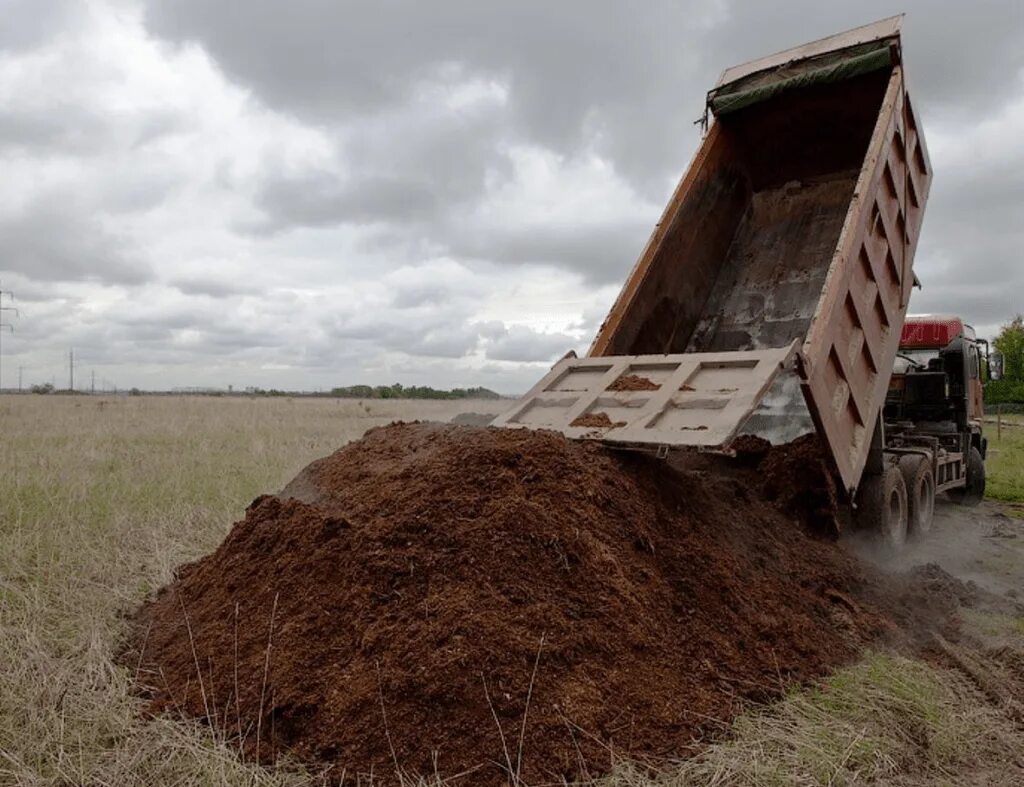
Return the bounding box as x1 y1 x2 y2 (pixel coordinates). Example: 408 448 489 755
855 465 909 549
899 455 935 535
948 446 985 507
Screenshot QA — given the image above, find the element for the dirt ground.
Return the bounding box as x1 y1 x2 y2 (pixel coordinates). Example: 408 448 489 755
852 499 1024 766
851 500 1024 601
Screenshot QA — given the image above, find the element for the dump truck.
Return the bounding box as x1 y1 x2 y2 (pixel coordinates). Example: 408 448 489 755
493 17 988 547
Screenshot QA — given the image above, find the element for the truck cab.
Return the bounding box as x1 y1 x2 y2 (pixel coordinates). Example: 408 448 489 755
883 314 987 511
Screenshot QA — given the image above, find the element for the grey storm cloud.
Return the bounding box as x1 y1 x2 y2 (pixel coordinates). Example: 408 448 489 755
446 219 654 285
331 313 483 360
247 155 653 285
390 282 456 309
142 1 704 160
905 111 1024 329
142 0 1024 306
484 324 578 363
0 0 86 52
245 83 512 235
100 302 286 357
327 302 580 362
170 276 262 298
0 200 151 286
140 0 710 224
142 1 1024 185
252 172 439 232
0 106 110 154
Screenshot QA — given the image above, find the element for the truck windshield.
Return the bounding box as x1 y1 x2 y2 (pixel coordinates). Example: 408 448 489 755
893 348 940 373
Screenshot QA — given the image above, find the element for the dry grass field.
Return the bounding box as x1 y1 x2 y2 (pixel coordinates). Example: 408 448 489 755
2 394 1024 786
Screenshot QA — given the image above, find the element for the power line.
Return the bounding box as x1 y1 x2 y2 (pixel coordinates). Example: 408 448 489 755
0 285 18 394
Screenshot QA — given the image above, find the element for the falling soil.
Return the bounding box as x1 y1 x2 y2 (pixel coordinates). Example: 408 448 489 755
126 423 935 785
569 411 625 428
760 433 842 537
729 434 772 467
607 374 661 392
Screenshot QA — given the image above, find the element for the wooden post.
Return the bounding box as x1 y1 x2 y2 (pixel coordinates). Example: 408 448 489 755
998 403 1002 441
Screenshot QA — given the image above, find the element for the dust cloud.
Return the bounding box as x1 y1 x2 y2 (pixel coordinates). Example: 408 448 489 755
845 501 1024 600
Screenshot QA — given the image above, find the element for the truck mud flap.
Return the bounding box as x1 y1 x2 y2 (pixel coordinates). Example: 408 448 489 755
492 341 798 450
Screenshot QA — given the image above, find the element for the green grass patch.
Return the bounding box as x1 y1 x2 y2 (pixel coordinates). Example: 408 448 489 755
961 608 1024 643
986 427 1024 502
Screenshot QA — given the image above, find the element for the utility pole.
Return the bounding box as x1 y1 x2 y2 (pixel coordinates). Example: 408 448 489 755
69 348 74 392
91 370 95 394
0 286 17 393
18 365 23 393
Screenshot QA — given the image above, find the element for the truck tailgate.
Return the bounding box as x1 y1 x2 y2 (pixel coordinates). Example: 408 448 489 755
492 342 797 449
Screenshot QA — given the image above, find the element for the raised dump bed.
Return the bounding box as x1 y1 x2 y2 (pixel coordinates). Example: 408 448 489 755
497 17 931 497
495 343 797 448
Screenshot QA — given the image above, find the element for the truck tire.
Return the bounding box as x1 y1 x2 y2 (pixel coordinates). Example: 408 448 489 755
948 446 985 507
855 465 909 549
899 455 935 535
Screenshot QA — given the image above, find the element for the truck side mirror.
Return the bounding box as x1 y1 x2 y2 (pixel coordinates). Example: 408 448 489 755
990 350 1004 381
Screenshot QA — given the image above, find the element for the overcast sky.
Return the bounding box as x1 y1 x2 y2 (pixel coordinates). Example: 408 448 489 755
1 0 1022 393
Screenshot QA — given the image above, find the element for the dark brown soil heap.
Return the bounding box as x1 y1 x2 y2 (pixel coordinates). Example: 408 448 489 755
607 374 661 391
128 423 891 785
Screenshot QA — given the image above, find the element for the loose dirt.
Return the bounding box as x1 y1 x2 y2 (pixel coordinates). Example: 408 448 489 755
728 434 772 467
126 423 942 785
607 374 661 392
569 411 625 428
760 433 842 536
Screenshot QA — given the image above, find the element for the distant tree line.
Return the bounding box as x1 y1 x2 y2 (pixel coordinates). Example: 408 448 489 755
28 383 90 395
230 384 504 400
327 384 502 400
26 382 504 400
